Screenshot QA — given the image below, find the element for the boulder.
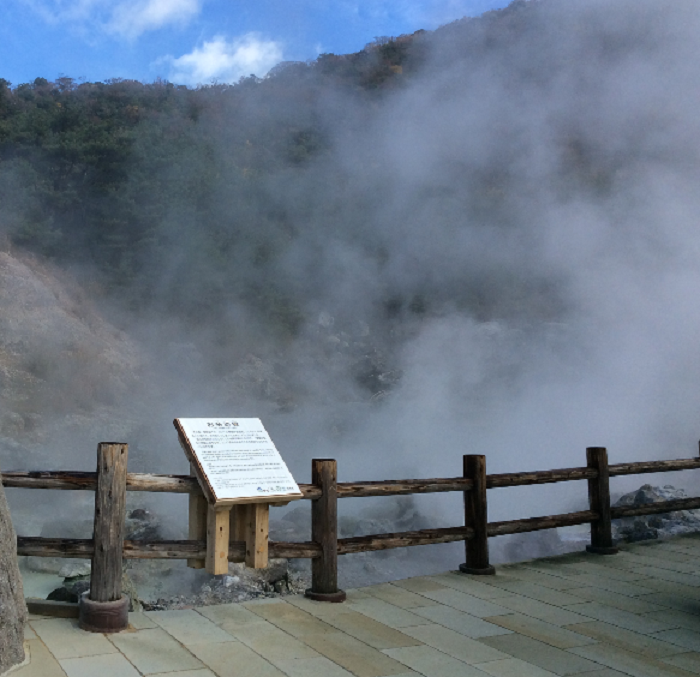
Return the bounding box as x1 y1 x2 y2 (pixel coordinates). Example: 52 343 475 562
0 468 26 674
612 484 700 542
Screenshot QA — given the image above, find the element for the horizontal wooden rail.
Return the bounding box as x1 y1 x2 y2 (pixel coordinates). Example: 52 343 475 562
337 526 474 554
17 537 321 560
337 478 473 498
1 471 321 499
610 496 700 518
609 458 700 476
487 510 598 537
487 467 597 488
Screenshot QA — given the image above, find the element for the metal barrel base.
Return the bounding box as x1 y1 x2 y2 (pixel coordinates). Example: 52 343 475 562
586 545 619 555
304 588 347 603
459 563 496 575
78 592 129 633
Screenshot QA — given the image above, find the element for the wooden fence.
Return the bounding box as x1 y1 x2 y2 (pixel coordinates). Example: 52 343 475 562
4 445 700 607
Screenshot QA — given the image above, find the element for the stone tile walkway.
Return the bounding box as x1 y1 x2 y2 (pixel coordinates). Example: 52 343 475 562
13 534 700 677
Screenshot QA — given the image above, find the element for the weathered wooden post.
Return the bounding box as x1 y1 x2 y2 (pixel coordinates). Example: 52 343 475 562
586 447 618 555
460 454 495 575
187 463 207 569
79 443 130 632
305 458 346 602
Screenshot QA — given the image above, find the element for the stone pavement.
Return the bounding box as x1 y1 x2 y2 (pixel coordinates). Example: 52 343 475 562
13 534 700 677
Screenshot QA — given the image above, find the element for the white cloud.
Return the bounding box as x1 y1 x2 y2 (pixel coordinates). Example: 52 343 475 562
17 0 203 38
164 34 284 85
108 0 202 38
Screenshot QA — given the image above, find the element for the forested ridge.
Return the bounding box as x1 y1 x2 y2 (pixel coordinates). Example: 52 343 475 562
0 0 571 335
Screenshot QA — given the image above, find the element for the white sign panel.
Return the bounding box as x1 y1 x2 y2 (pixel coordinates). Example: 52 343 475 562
176 418 302 503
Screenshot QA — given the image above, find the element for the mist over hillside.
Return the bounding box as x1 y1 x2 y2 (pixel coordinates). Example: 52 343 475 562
2 0 700 536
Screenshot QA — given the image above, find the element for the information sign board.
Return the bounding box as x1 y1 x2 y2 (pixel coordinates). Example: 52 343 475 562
174 418 302 505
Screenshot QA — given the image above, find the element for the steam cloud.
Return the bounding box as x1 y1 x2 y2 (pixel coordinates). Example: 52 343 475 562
5 0 700 565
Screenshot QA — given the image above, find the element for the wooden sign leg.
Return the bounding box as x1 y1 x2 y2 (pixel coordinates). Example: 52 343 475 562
229 505 247 564
245 503 269 569
206 506 231 575
188 464 207 569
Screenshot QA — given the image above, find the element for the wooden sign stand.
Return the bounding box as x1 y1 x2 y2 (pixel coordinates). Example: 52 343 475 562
175 418 301 574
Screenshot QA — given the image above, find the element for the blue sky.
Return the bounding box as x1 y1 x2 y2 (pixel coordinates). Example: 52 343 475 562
1 0 511 87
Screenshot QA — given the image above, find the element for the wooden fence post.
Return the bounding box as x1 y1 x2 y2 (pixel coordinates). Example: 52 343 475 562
586 447 618 555
79 443 129 633
460 454 495 575
305 459 346 602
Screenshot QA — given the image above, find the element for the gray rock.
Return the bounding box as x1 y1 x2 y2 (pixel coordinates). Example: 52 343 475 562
613 484 700 543
0 465 26 673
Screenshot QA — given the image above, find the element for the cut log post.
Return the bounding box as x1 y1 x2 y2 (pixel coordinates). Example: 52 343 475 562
460 455 495 575
206 506 231 574
305 459 346 602
586 447 618 555
244 503 269 569
79 443 129 633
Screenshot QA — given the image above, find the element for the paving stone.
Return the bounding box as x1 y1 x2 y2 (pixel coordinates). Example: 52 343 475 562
149 671 216 677
284 595 360 619
549 574 655 598
620 552 699 574
196 602 269 627
425 574 516 600
226 622 321 663
383 645 490 677
570 641 698 677
244 600 337 638
58 653 141 677
627 567 700 588
411 605 512 638
631 579 700 598
145 609 235 646
566 621 686 658
499 567 588 590
363 584 439 609
478 632 603 675
639 593 700 614
562 602 681 635
323 611 423 649
109 627 204 675
31 619 118 660
525 562 647 583
392 578 450 594
128 612 158 630
645 610 700 633
474 657 560 676
416 588 511 618
302 631 409 677
345 588 376 601
11 639 66 677
401 623 510 663
484 613 597 649
494 594 589 626
489 581 586 606
565 587 668 614
347 598 432 629
188 640 287 677
660 653 700 675
274 657 356 677
23 626 37 640
651 628 700 652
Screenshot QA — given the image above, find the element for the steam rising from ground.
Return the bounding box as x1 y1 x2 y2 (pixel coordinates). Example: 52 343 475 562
5 0 700 574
